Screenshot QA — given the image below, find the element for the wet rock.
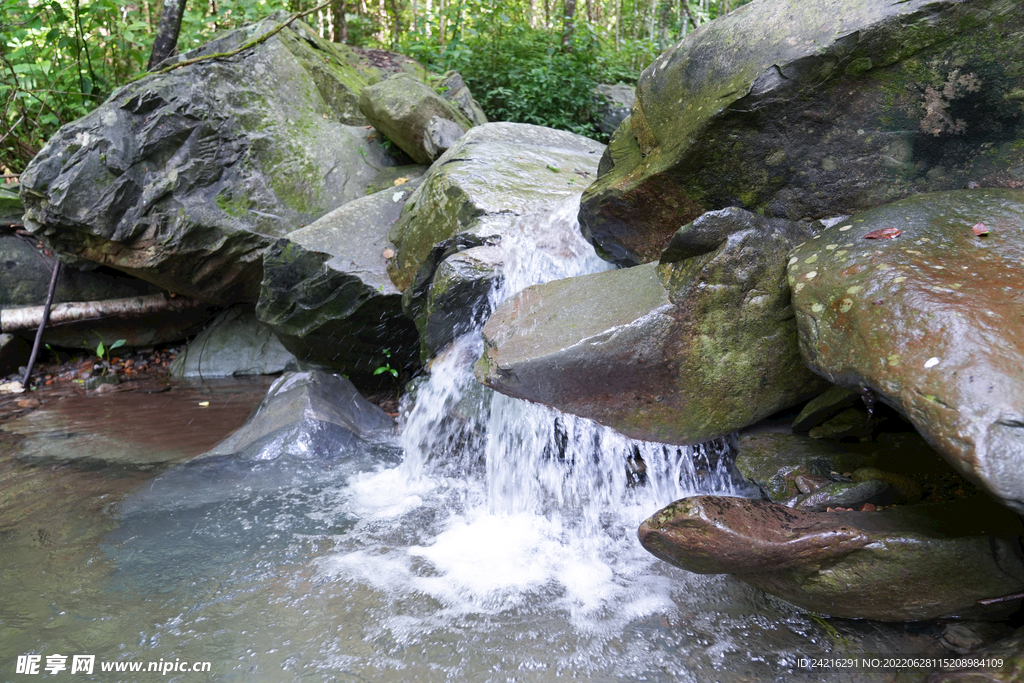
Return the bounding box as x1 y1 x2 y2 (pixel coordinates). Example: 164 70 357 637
358 73 474 164
807 407 873 441
168 306 295 379
593 84 635 137
364 164 429 195
639 495 1024 621
787 189 1024 513
476 207 826 445
735 425 881 501
852 467 923 505
579 0 1024 265
256 178 424 378
940 623 1014 655
928 628 1024 682
791 385 859 432
388 123 604 358
201 370 395 460
20 16 409 305
784 478 893 512
437 71 488 127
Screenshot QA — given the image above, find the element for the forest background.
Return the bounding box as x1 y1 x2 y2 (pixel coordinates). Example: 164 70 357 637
1 0 748 176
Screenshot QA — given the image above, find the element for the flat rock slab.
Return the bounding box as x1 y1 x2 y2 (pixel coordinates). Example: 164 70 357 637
476 207 825 445
579 0 1024 265
787 189 1024 513
639 495 1024 621
20 16 409 304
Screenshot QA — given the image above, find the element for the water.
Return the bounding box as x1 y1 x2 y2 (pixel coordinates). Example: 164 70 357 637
0 199 940 681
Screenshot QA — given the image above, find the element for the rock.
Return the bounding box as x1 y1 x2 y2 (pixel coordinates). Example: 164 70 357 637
787 189 1024 513
783 478 893 512
85 373 120 390
358 73 473 164
852 467 923 505
940 623 1014 655
20 15 409 305
639 495 1024 621
388 122 604 357
364 164 429 195
201 370 395 460
791 385 860 432
168 306 295 379
437 71 488 127
256 177 423 379
735 424 881 501
0 184 22 226
579 0 1024 265
807 406 873 441
475 207 826 445
928 628 1024 682
592 83 635 137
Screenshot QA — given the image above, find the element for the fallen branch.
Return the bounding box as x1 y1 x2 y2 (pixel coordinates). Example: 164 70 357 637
21 261 61 388
1 294 206 333
978 591 1024 606
141 0 333 80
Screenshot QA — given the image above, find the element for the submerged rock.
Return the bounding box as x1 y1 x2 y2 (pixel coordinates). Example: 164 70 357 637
639 495 1024 621
169 306 295 379
580 0 1024 265
476 207 825 445
788 189 1024 513
388 123 604 358
202 370 395 460
20 16 410 304
257 176 424 378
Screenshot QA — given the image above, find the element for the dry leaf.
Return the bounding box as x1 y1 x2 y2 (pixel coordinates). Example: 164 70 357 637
393 177 409 186
382 248 396 259
972 222 989 236
863 228 901 239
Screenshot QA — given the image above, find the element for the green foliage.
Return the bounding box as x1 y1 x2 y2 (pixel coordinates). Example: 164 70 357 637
373 348 398 378
94 338 126 374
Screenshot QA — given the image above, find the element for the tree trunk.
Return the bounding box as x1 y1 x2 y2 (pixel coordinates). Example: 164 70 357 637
331 0 347 41
148 0 189 70
561 0 576 51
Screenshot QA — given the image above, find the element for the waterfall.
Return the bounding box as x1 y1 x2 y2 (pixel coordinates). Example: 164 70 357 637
320 195 743 631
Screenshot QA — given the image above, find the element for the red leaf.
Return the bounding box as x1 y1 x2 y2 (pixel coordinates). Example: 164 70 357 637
863 227 901 239
973 222 990 236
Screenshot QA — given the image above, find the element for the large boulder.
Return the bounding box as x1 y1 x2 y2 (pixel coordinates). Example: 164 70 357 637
787 189 1024 513
475 207 826 445
256 176 424 379
579 0 1024 265
387 123 605 357
358 73 474 164
0 184 22 226
19 16 412 305
639 495 1024 621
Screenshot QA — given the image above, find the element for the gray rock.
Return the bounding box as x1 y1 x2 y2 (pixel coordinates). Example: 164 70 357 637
438 71 488 127
202 370 395 460
788 189 1024 513
580 0 1024 265
592 83 635 137
783 478 893 512
791 384 860 432
475 207 826 445
169 306 295 379
256 177 423 378
358 73 473 164
388 122 604 358
639 495 1024 621
20 16 409 305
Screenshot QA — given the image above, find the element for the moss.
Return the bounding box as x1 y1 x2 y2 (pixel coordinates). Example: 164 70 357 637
216 191 250 217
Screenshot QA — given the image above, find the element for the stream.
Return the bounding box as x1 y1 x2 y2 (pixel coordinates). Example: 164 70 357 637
0 199 942 682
